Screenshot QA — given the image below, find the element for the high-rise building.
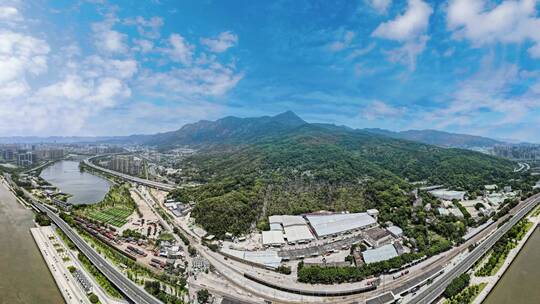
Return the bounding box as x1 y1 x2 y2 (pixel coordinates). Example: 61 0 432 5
109 155 144 176
17 151 35 166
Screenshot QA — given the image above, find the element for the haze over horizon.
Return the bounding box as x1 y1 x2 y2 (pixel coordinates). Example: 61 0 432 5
2 0 540 142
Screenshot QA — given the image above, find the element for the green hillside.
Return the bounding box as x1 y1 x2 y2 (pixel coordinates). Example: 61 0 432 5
169 121 520 241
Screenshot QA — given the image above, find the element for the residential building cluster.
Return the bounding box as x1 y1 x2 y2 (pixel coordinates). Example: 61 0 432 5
105 155 145 176
0 144 65 167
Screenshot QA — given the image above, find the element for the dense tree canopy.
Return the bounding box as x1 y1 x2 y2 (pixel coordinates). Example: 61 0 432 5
169 124 521 238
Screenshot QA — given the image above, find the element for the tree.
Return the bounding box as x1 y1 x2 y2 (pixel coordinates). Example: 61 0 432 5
197 289 210 304
444 273 470 298
188 246 197 256
88 293 99 304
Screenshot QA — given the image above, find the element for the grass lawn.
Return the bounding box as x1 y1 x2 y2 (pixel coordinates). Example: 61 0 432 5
86 207 133 227
78 184 137 227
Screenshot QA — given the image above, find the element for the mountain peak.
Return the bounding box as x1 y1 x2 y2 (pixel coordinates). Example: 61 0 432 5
271 111 306 127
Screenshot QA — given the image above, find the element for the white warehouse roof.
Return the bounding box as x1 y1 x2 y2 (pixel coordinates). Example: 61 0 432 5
268 215 283 224
262 231 286 246
306 213 376 237
387 225 403 238
221 248 282 268
362 244 398 264
284 225 315 243
429 189 466 201
270 223 282 231
269 215 306 227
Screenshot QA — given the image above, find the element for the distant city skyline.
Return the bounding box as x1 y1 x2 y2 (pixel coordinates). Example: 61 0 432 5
2 1 540 142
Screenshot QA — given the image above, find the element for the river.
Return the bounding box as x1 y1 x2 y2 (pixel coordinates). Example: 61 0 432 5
0 182 63 304
484 226 540 304
40 160 110 205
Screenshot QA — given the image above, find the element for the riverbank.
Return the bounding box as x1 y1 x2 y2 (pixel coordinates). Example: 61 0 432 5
30 226 92 304
472 209 540 304
0 181 64 303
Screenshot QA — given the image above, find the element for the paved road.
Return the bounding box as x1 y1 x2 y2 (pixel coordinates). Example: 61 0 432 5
409 194 540 304
83 157 176 191
33 202 163 304
31 227 91 304
72 162 540 304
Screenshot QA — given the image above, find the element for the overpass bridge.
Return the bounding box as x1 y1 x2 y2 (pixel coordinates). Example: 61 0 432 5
83 155 176 191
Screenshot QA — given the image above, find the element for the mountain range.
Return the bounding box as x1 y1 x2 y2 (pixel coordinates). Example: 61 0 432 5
363 128 506 149
157 112 522 236
0 111 523 149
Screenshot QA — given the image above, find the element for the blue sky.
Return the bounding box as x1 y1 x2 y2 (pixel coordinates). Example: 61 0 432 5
2 0 540 142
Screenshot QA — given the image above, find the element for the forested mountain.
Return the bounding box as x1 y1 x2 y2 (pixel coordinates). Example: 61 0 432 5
116 111 308 147
167 114 523 238
364 128 506 149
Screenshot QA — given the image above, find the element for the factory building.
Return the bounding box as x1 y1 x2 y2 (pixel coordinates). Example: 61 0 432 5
429 189 467 201
305 212 377 239
362 243 399 264
268 215 315 244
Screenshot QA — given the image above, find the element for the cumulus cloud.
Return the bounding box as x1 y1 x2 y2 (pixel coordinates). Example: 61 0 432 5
0 5 136 135
164 33 194 65
328 30 355 52
0 6 21 22
0 30 49 96
92 18 129 54
361 100 405 120
447 0 540 58
415 59 540 131
0 3 243 136
124 16 163 39
201 31 238 53
366 0 392 14
137 60 243 100
372 0 432 70
373 0 431 41
133 39 153 53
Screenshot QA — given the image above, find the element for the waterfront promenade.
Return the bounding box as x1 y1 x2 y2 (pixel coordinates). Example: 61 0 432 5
31 226 92 304
472 209 540 304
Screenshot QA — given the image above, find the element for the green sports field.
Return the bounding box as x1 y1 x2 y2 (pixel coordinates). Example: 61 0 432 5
77 184 137 227
86 207 133 227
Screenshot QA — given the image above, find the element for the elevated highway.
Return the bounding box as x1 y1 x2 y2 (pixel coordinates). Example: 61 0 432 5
409 193 540 304
82 156 176 191
33 202 162 304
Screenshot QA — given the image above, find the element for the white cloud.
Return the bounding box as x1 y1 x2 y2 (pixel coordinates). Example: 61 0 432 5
347 42 376 60
361 100 405 120
92 18 129 54
82 56 138 79
137 62 243 100
133 39 153 53
373 0 432 41
527 43 540 58
0 7 135 135
0 6 21 21
124 16 163 39
0 30 49 95
201 31 238 53
414 59 540 131
366 0 392 14
328 30 355 52
164 33 194 65
0 4 243 136
447 0 540 58
385 35 428 70
372 0 432 70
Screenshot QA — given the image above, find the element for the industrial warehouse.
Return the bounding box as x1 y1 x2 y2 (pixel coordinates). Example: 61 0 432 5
263 211 380 247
